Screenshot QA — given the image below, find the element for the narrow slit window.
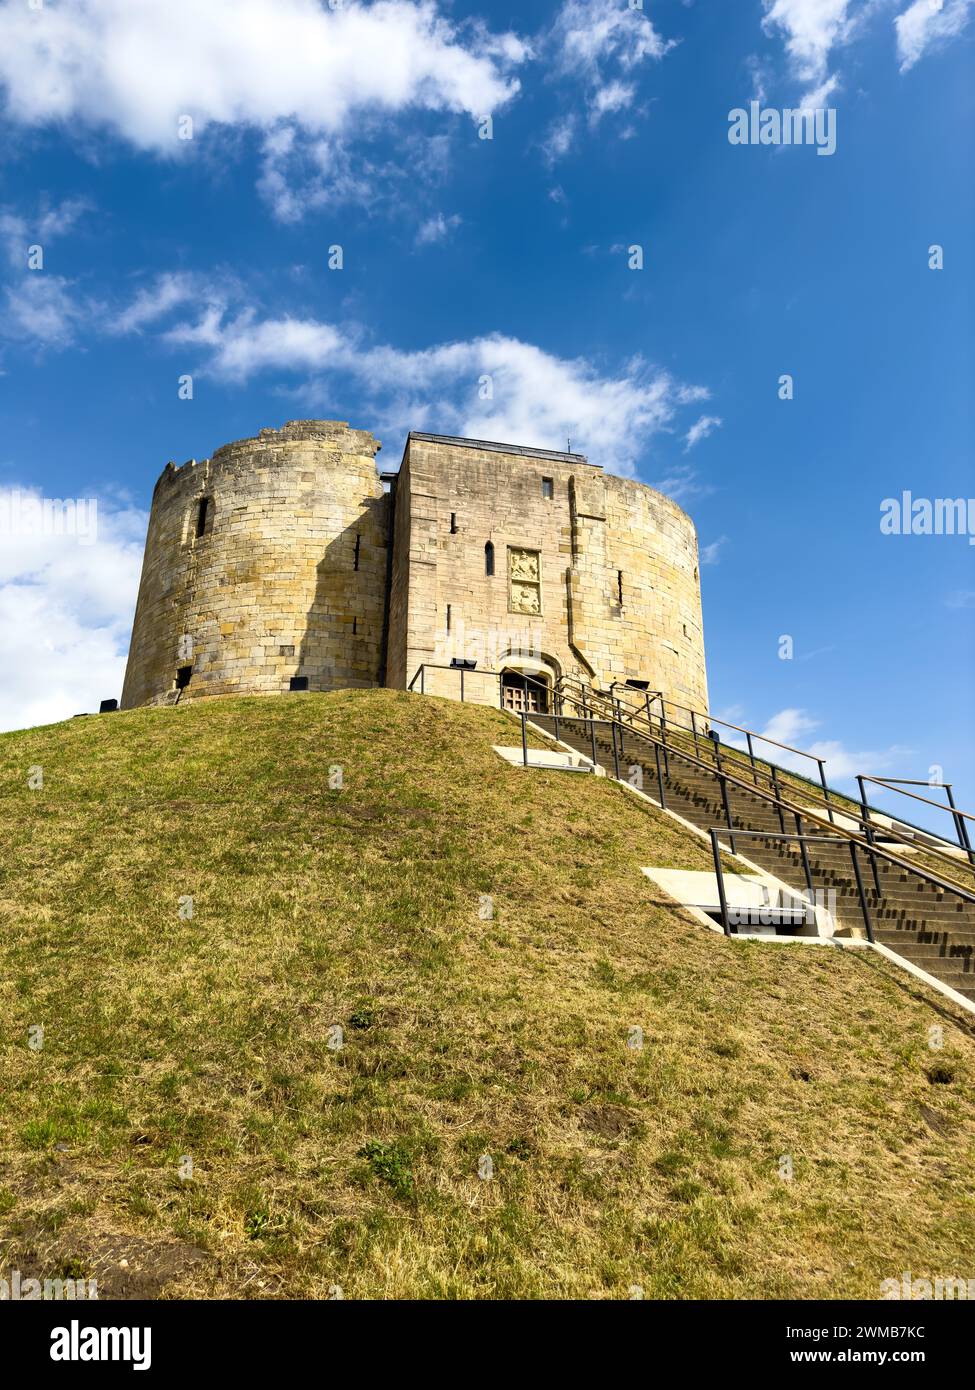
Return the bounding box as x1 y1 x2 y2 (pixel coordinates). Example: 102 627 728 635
195 497 209 538
542 477 554 499
446 604 452 632
352 617 358 635
353 534 361 571
617 570 624 605
485 541 495 576
450 512 458 534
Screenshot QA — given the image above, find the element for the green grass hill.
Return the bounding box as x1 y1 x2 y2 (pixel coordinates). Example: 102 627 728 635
0 689 972 1299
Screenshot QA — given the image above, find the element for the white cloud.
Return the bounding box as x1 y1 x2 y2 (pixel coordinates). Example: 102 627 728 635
761 0 861 102
109 271 202 334
0 487 146 732
0 197 90 268
547 0 675 135
540 114 577 163
761 0 855 81
590 80 636 120
166 308 345 379
728 705 911 786
895 0 974 71
2 275 91 348
761 0 971 96
162 305 710 474
0 198 96 349
415 211 462 245
0 0 527 216
648 462 713 505
553 0 675 75
700 536 727 565
684 414 722 451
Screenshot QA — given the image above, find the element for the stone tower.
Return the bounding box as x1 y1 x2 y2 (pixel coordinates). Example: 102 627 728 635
122 419 709 718
121 420 387 708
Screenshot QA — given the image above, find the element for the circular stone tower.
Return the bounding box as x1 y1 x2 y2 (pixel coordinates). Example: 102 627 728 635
121 420 388 709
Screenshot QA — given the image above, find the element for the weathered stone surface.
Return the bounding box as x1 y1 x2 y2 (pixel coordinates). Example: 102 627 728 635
122 421 709 717
121 421 387 708
385 433 709 714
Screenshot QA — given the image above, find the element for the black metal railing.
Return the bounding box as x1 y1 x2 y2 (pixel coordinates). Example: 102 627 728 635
707 826 875 941
857 775 975 869
406 662 975 910
554 676 975 893
537 705 975 917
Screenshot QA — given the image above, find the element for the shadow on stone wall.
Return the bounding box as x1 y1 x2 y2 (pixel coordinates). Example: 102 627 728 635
296 495 387 691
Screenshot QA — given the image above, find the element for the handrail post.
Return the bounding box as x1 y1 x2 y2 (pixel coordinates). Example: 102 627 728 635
794 813 815 903
691 710 700 759
521 711 528 767
420 665 425 695
770 766 787 834
654 743 667 808
849 841 875 943
719 772 736 854
554 707 561 743
945 784 975 867
610 717 621 780
460 666 465 702
746 732 759 786
857 774 883 895
818 759 834 822
710 829 733 936
589 716 598 770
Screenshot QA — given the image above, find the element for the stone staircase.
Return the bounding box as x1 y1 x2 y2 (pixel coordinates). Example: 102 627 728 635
531 714 975 1004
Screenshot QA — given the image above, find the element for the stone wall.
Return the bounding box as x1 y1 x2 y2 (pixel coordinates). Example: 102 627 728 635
121 420 708 717
121 420 387 708
384 433 709 714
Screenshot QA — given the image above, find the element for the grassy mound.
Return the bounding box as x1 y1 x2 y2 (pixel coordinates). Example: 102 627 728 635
0 689 972 1299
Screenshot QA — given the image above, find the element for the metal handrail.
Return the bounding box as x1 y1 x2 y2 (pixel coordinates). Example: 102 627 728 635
406 663 974 895
607 684 975 845
858 776 975 867
543 707 975 907
606 682 829 769
558 677 975 886
407 662 552 706
707 826 875 942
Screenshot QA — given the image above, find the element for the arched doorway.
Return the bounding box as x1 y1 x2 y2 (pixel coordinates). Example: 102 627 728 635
497 652 559 715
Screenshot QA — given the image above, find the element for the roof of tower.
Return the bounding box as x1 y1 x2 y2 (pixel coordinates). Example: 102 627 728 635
400 431 596 469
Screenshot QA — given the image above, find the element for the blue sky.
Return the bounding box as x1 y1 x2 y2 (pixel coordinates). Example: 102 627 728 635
0 0 972 828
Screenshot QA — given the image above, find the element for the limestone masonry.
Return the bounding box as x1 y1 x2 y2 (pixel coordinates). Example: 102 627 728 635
121 420 709 716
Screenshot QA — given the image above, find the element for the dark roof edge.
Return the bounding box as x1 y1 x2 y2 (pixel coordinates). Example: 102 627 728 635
402 431 597 469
